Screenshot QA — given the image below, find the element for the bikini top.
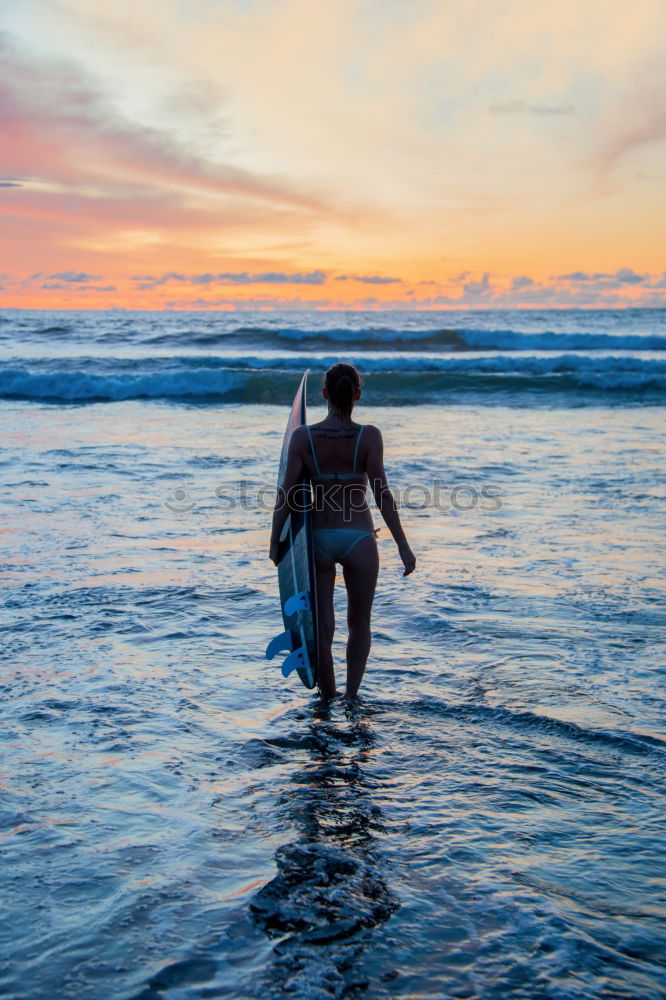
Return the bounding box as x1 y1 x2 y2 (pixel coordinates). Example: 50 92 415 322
306 424 366 482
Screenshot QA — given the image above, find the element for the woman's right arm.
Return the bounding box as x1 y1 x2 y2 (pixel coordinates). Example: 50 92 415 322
365 426 416 576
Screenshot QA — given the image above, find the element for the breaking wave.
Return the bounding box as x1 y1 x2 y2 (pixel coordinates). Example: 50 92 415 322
1 353 664 404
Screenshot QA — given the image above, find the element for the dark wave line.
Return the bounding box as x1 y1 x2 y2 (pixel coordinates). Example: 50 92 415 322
2 320 666 352
141 328 666 353
407 697 666 758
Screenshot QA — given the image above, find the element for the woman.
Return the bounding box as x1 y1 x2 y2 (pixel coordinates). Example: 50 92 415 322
269 363 416 700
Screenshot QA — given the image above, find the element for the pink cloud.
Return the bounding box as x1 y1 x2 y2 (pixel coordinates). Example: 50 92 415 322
0 32 326 213
590 57 666 177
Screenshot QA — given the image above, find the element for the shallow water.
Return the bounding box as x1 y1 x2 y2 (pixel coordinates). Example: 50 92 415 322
1 396 665 999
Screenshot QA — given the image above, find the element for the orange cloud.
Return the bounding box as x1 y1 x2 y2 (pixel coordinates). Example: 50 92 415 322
1 1 665 310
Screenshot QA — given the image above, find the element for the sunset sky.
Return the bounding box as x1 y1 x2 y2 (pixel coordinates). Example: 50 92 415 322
1 0 665 310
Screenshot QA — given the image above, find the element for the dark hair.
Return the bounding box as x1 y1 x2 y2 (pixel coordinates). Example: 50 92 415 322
323 363 361 421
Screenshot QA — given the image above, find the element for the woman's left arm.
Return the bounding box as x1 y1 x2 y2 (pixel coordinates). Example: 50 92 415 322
269 428 306 565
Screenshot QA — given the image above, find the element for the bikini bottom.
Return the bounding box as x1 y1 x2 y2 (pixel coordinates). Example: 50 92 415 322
312 528 377 563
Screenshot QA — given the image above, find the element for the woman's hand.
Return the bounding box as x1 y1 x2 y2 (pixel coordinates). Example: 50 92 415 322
269 539 280 566
398 542 416 576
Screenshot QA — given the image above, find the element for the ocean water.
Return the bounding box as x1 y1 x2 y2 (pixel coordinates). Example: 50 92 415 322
1 308 665 999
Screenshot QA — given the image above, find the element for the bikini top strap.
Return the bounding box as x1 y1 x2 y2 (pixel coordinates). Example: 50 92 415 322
352 425 365 473
306 424 322 476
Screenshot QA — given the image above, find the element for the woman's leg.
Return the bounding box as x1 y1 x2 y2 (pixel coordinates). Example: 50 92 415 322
315 554 337 698
341 536 379 699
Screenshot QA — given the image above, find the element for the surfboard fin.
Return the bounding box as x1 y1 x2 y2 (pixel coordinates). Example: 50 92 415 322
265 630 293 660
284 590 310 616
280 646 310 678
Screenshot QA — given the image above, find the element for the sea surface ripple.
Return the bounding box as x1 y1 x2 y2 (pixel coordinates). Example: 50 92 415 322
1 396 665 999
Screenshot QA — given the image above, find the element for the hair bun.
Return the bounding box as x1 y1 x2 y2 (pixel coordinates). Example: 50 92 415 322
323 363 360 420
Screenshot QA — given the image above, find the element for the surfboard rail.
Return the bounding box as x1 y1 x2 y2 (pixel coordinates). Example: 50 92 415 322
265 370 318 690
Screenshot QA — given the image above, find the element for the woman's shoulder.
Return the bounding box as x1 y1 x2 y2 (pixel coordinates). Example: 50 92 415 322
360 423 382 440
289 425 310 448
